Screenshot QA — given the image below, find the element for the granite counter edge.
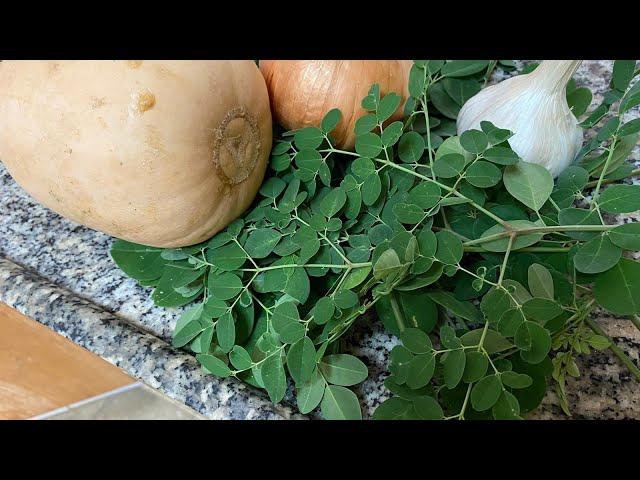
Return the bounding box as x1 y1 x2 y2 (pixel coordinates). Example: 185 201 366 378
0 256 306 420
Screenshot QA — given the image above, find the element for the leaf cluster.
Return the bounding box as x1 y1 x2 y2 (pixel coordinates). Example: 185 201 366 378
112 60 640 419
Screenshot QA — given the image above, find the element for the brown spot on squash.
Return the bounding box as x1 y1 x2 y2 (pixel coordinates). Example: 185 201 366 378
127 60 144 69
137 91 156 113
129 90 156 116
48 63 61 76
91 97 107 109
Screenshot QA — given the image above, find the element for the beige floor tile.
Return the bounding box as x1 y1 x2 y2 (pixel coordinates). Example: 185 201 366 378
0 302 134 419
38 383 206 420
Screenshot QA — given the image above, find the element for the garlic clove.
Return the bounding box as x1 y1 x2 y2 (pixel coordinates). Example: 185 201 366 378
456 61 584 178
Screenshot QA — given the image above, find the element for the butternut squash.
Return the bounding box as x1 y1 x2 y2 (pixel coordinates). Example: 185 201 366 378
0 60 272 247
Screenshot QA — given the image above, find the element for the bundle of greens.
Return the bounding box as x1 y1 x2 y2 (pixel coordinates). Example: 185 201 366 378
112 60 640 419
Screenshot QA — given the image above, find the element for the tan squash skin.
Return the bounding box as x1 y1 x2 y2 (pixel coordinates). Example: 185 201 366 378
0 60 272 248
259 60 412 150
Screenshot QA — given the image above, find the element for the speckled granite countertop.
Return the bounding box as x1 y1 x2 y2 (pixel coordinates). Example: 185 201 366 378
0 159 303 420
1 60 638 420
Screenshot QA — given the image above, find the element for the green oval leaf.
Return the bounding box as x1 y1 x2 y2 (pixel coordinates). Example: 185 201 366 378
398 131 425 163
609 222 640 250
435 230 463 265
271 302 305 344
210 272 243 300
261 354 287 404
522 298 563 323
229 345 253 371
297 368 325 414
373 249 402 280
321 108 341 133
294 126 324 150
612 60 636 91
573 234 622 274
172 319 205 348
320 188 347 218
497 308 526 337
527 263 554 299
110 240 164 282
321 385 362 420
355 114 378 135
501 371 533 389
287 336 316 385
377 92 402 122
503 162 554 211
406 353 436 389
197 354 231 378
594 258 640 315
209 242 247 271
215 312 236 353
599 185 640 214
460 129 488 154
480 287 514 325
465 161 502 188
244 228 282 259
362 174 382 205
441 60 490 77
557 166 589 192
413 396 444 420
400 328 433 354
483 146 519 165
433 153 466 178
319 354 368 386
492 390 521 419
470 374 503 411
333 290 359 309
443 349 466 389
381 121 404 147
373 397 416 420
515 321 551 364
389 345 413 384
355 132 383 158
409 182 441 210
313 297 335 325
463 351 489 383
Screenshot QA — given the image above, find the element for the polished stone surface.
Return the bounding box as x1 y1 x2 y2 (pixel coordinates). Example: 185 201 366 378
1 60 638 419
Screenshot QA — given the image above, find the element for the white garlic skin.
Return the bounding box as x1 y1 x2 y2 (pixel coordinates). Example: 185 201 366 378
456 61 583 178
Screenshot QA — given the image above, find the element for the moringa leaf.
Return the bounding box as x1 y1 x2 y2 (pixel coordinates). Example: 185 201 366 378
321 385 362 420
573 234 622 274
594 258 640 315
503 162 554 211
527 264 554 299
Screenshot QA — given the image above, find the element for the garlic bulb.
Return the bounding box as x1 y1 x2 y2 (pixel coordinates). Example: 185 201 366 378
259 60 412 150
456 60 584 178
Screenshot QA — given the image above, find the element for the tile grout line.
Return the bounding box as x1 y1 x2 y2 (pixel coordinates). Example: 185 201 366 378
29 381 143 420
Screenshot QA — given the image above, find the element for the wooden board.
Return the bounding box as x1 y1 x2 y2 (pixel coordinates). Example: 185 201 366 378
0 302 135 419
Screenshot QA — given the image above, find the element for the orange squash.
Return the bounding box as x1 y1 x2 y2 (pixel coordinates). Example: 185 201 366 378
0 60 272 248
